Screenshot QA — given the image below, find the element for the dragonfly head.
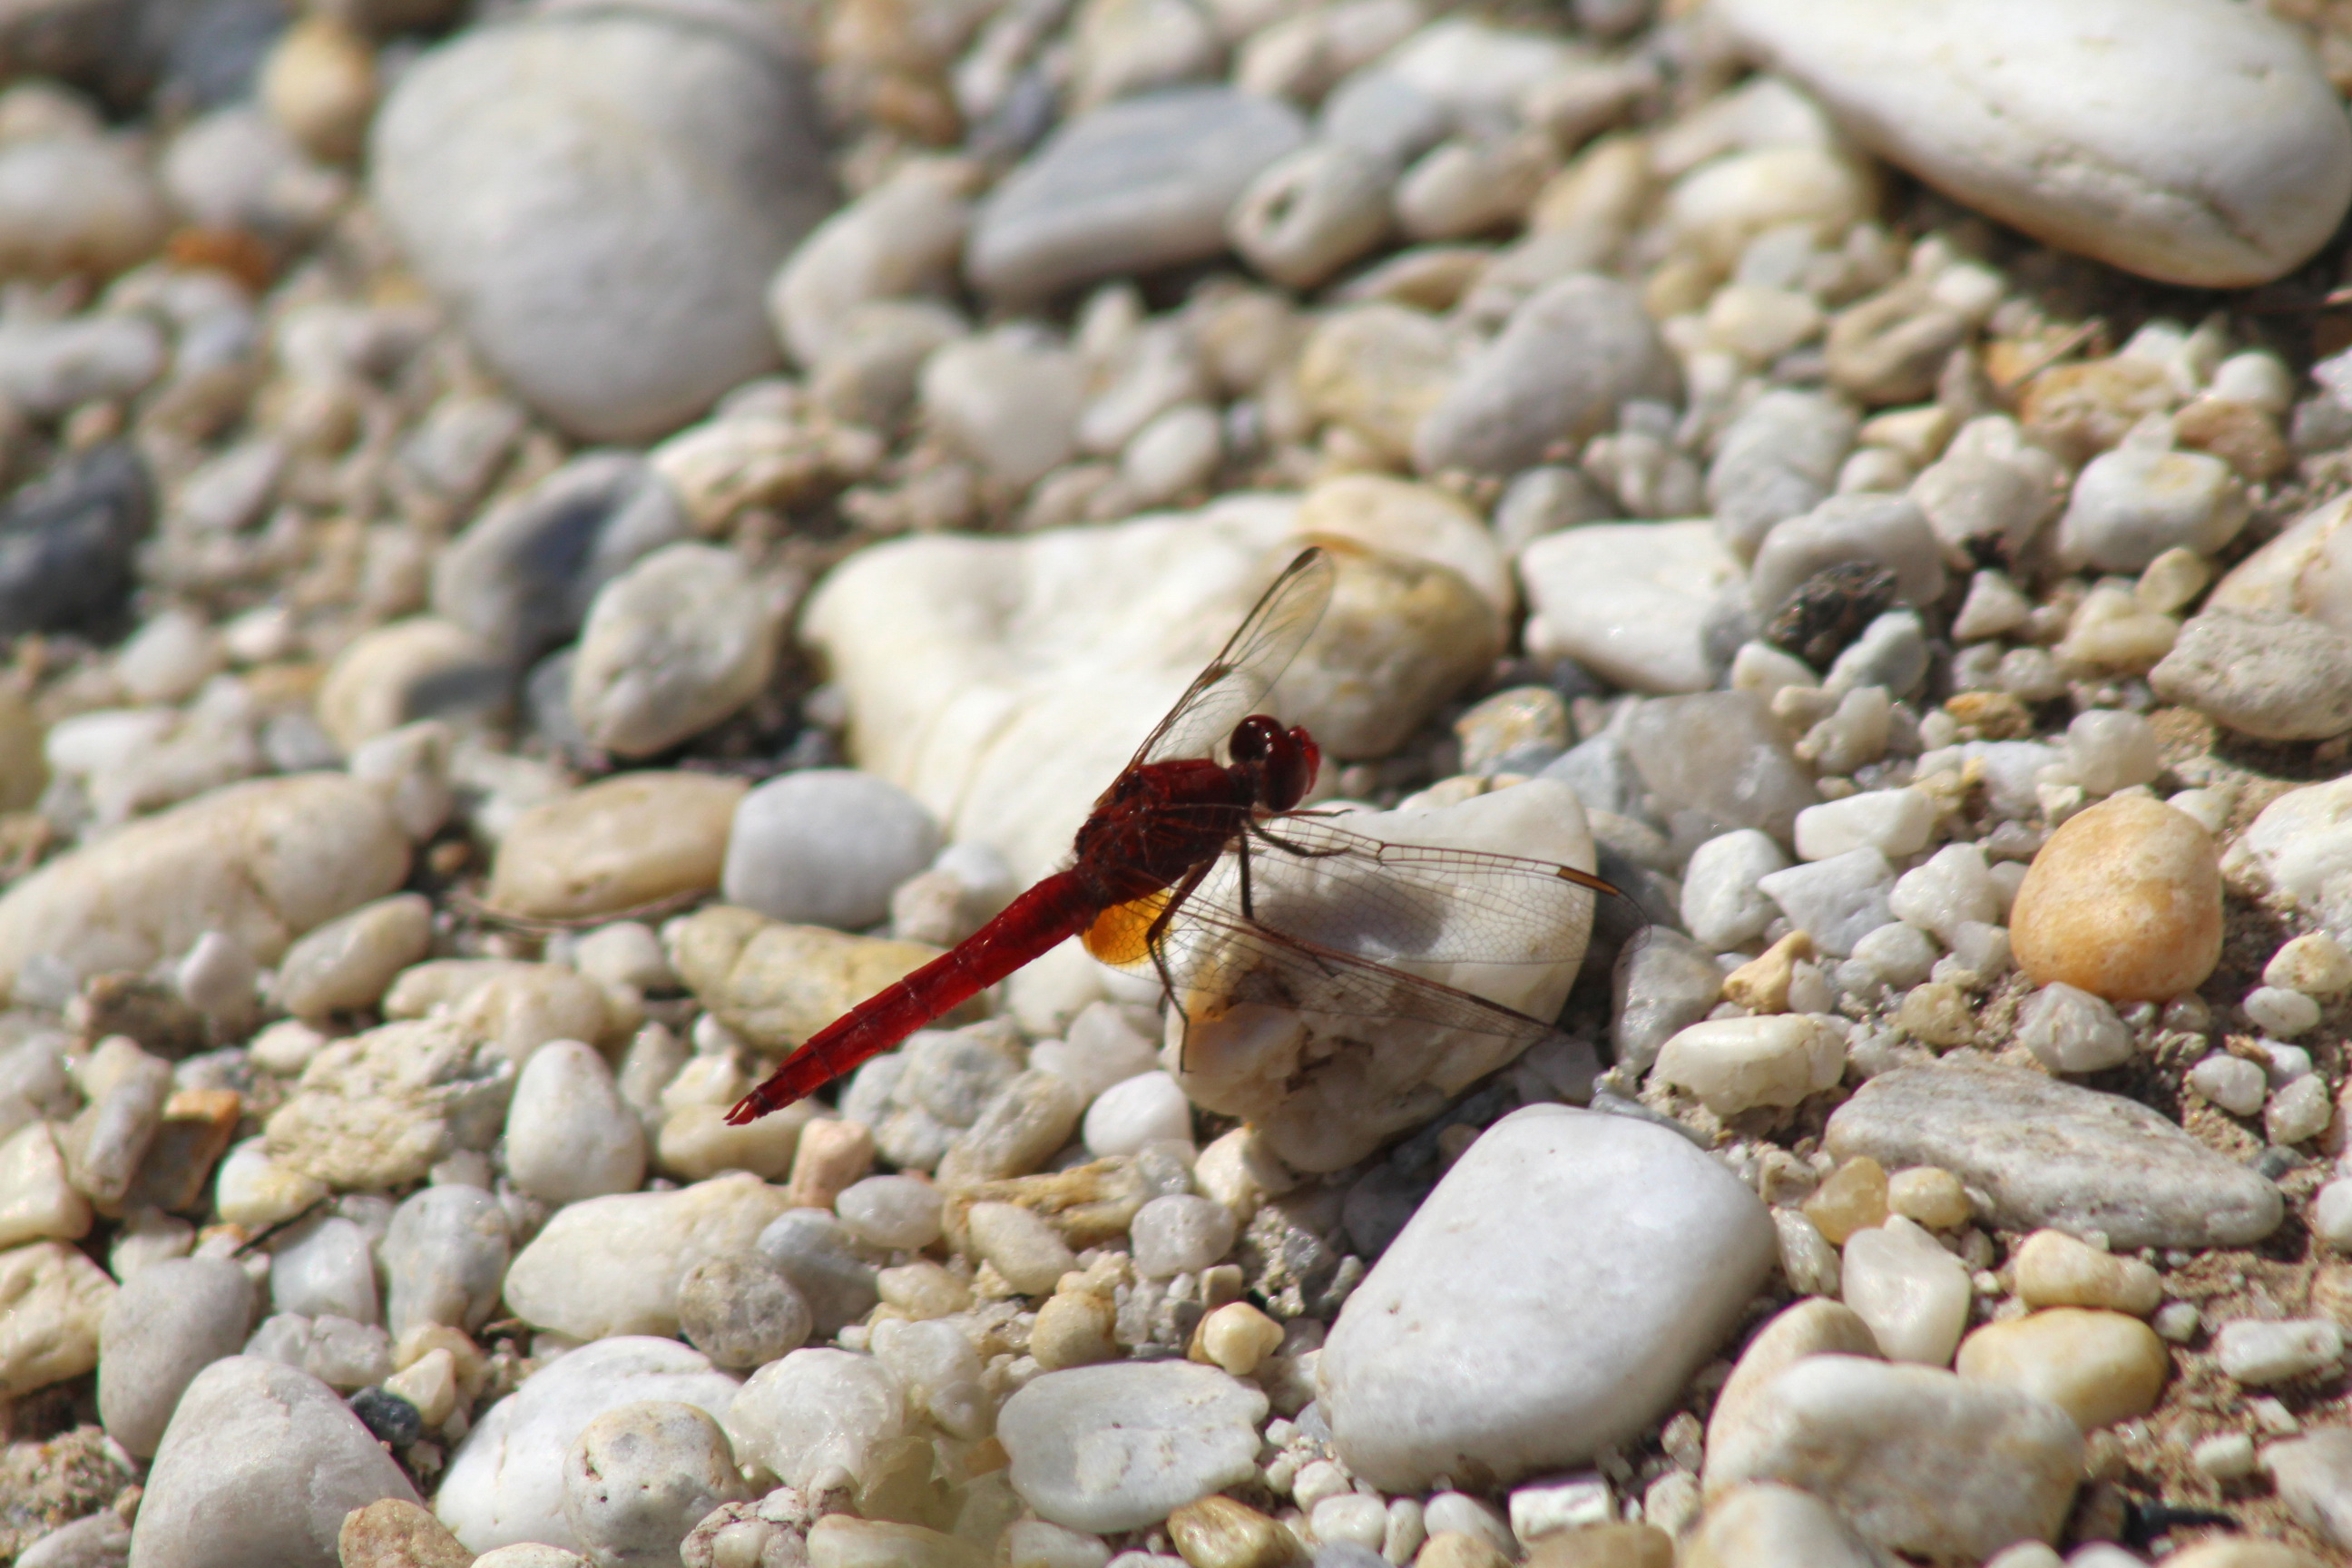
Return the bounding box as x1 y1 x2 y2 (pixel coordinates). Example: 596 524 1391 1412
1230 714 1319 812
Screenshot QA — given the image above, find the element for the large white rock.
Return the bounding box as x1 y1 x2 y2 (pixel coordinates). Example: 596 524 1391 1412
436 1337 742 1553
0 773 408 1003
1165 779 1598 1172
1713 0 2352 288
799 510 1503 884
1519 522 1744 694
1318 1105 1776 1491
129 1357 418 1568
502 1172 794 1341
997 1360 1268 1533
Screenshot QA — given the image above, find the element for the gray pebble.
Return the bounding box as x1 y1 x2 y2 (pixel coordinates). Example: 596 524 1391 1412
676 1254 812 1371
720 769 942 931
1414 273 1677 475
919 327 1086 488
1227 142 1392 290
1827 1059 2283 1249
1611 927 1724 1074
0 314 164 417
936 1068 1086 1188
1825 610 1928 699
570 543 783 760
1757 848 1896 957
1622 691 1819 842
269 1216 380 1326
833 1175 945 1251
1749 494 1945 622
753 1210 878 1337
1708 388 1857 562
0 444 152 638
1681 828 1794 952
967 86 1308 303
97 1257 254 1459
382 1183 512 1338
2151 609 2352 740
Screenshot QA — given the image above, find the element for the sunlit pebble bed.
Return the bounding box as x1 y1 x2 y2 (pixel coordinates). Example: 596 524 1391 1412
11 0 2352 1561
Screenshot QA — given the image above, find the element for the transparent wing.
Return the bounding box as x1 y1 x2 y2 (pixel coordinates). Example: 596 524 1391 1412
1121 546 1336 771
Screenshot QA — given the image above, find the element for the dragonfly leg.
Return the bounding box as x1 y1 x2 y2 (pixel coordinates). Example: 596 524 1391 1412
1144 858 1215 1075
1246 819 1354 862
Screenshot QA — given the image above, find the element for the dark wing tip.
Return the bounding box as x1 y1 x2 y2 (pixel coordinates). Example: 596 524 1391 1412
1556 865 1627 900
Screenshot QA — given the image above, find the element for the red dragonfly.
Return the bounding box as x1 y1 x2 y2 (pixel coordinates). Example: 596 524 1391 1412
727 545 1619 1124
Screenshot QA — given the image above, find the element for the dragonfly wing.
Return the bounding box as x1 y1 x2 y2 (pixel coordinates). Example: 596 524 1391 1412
1120 546 1336 771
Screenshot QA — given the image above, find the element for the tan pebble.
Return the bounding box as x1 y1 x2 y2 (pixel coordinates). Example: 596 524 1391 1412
2265 931 2352 996
1896 980 1975 1046
2174 397 2290 483
1681 1484 1877 1567
2017 357 2175 466
1801 1157 1888 1246
486 773 746 923
1416 1531 1512 1568
1721 931 1814 1014
338 1499 472 1568
1166 1494 1299 1568
965 1201 1076 1295
1193 1300 1285 1377
806 1514 983 1568
1030 1288 1118 1369
260 15 377 164
2009 795 2221 1003
875 1260 972 1319
786 1117 874 1210
1524 1522 1672 1568
1705 1298 1879 1461
2312 1262 2352 1328
1955 1307 2169 1428
657 1102 806 1182
2012 1229 2163 1317
1886 1166 1970 1230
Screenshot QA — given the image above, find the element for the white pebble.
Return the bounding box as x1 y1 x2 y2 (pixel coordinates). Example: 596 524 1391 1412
2266 1074 2334 1146
1852 922 1937 988
505 1041 648 1207
1129 1194 1238 1279
721 769 942 932
2187 1054 2266 1117
1082 1071 1192 1157
2015 983 2132 1074
834 1175 944 1251
1841 1215 1971 1366
2215 1318 2343 1385
2243 985 2320 1038
1681 829 1792 951
561 1400 749 1568
1028 1003 1159 1100
1885 843 1999 944
1309 1493 1387 1551
1793 787 1935 861
1651 1014 1847 1116
2266 932 2352 996
2316 1179 2352 1252
2190 1431 2257 1479
270 1217 379 1326
2064 710 2161 796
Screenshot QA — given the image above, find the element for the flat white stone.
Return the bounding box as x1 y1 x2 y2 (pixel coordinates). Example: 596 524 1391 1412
1652 1014 1845 1116
1319 1105 1775 1490
998 1360 1267 1533
1716 0 2352 288
501 1172 794 1340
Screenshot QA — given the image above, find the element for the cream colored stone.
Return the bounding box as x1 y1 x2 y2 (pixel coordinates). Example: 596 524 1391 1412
0 1122 89 1250
2011 1229 2163 1316
485 772 746 922
0 1240 114 1394
1955 1308 2169 1428
665 905 951 1052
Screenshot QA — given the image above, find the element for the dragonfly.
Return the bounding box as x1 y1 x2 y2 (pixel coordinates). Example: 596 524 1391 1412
726 544 1619 1124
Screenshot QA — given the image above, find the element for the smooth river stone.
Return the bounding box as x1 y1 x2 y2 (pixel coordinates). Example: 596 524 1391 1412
1171 779 1598 1173
2008 794 2222 1002
1714 0 2352 288
997 1360 1268 1533
1826 1060 2282 1249
664 904 954 1051
1519 522 1744 695
1319 1105 1775 1491
485 772 746 922
1702 1355 2082 1561
501 1172 794 1341
0 772 408 1002
799 506 1499 883
437 1337 741 1553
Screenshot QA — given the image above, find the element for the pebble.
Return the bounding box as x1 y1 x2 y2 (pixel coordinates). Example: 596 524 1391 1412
0 125 166 278
2014 982 2134 1074
2151 609 2352 741
260 1015 509 1190
2215 1318 2343 1386
2187 1053 2268 1117
769 158 972 368
214 1138 329 1229
1748 495 1946 623
1840 1215 1971 1366
2063 710 2162 797
314 618 506 753
1714 0 2352 287
835 1174 945 1251
1651 1014 1845 1116
2011 1230 2161 1316
569 544 784 759
2317 1180 2352 1251
336 1501 473 1568
1519 523 1744 694
677 1254 815 1372
1708 389 1858 561
1826 1060 2283 1248
505 1040 647 1208
0 444 152 639
1414 274 1676 476
134 1357 421 1566
1131 1194 1239 1278
2222 777 2352 927
1610 928 1725 1076
367 1193 501 1343
2261 1429 2352 1549
370 7 829 438
967 1200 1080 1294
1683 1484 1877 1568
669 907 950 1058
270 1216 380 1325
2008 795 2223 1002
503 1173 794 1342
0 772 407 1003
438 1337 742 1553
1755 848 1895 957
1701 1356 2081 1561
755 1210 881 1337
1228 142 1393 291
1955 1308 2167 1428
721 769 941 932
967 87 1307 302
1296 304 1460 466
937 1068 1087 1188
2247 985 2324 1037
999 1360 1269 1532
1681 831 1794 952
561 1400 749 1568
96 1256 253 1459
0 1121 88 1250
485 773 746 923
0 1240 113 1394
1322 1106 1772 1490
1622 692 1819 844
1793 787 1935 861
2208 487 2352 632
1083 1070 1194 1157
427 453 690 666
2056 445 2248 572
722 1346 906 1494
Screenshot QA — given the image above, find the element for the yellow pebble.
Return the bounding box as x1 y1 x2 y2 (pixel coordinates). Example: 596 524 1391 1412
1721 932 1813 1014
1194 1301 1285 1377
1801 1156 1888 1245
1886 1165 1971 1230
